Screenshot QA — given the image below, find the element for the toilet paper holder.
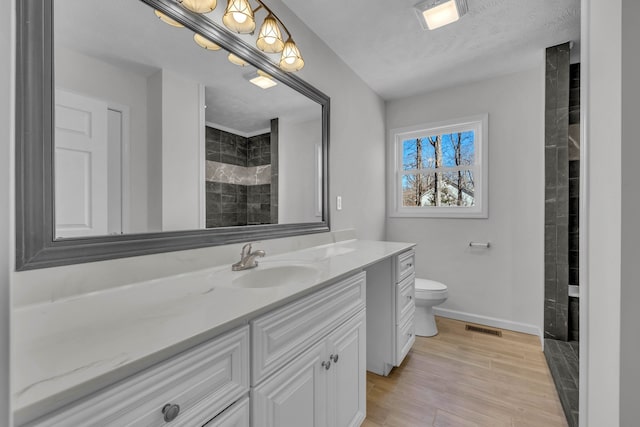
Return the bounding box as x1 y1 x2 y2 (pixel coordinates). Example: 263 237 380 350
468 241 491 248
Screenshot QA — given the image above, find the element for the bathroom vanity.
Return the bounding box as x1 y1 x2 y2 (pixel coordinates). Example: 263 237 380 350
13 240 415 426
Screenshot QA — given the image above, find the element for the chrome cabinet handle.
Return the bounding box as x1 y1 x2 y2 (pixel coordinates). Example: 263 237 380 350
321 360 331 370
330 354 339 363
162 403 180 422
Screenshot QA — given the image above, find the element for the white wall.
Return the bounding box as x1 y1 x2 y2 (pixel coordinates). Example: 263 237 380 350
54 47 150 232
386 67 545 335
278 117 321 224
146 71 163 232
160 70 202 231
620 0 640 423
0 1 13 424
584 0 622 424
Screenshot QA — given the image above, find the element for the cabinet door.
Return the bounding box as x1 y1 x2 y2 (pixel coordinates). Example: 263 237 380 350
252 341 327 427
326 310 366 427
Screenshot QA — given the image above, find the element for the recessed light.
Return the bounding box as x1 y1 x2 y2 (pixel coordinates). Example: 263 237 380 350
246 70 277 89
414 0 468 30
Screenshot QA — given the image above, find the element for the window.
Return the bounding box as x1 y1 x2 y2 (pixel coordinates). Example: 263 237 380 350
388 114 488 218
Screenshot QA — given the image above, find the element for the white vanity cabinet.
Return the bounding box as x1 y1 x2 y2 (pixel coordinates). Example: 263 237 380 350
365 249 416 376
25 326 250 427
203 397 250 427
251 273 367 427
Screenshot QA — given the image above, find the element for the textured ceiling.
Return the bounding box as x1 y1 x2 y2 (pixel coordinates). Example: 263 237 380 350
282 0 580 100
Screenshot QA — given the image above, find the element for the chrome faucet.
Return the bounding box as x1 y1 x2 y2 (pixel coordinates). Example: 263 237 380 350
232 243 266 271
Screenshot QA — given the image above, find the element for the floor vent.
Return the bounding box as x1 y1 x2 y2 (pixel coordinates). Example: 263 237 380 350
465 324 502 337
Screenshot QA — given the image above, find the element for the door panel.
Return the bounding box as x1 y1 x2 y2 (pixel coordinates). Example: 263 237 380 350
327 311 366 427
252 341 327 427
54 90 108 238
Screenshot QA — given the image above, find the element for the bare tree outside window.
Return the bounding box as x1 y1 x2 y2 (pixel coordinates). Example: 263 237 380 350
401 131 475 208
391 114 487 218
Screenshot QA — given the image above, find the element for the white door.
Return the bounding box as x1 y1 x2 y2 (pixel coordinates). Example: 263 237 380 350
252 340 327 427
54 89 108 238
107 108 123 235
327 311 366 427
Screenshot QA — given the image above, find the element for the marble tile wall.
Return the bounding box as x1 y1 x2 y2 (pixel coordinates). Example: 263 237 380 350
205 126 276 227
568 63 580 342
269 119 279 225
544 43 570 341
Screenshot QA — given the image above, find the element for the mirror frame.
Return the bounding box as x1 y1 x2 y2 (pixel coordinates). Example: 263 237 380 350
15 0 330 271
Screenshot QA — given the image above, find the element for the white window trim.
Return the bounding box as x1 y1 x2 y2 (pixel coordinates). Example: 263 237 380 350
387 114 489 219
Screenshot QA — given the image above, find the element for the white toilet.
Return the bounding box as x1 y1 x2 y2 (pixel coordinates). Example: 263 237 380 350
414 278 448 337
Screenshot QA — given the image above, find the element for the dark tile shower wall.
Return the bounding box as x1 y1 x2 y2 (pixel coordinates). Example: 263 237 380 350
270 119 279 224
205 127 275 227
568 63 580 342
544 53 580 427
544 43 571 341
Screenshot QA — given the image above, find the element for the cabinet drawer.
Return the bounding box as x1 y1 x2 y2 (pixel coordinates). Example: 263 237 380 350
28 326 250 427
204 396 249 427
396 274 415 322
251 272 366 385
396 313 415 366
396 250 415 283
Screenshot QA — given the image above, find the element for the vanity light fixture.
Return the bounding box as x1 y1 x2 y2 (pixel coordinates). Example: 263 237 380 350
222 0 256 33
154 10 184 27
194 33 222 50
228 52 248 66
179 0 217 14
414 0 468 30
246 69 278 89
279 37 304 72
154 0 304 72
256 14 285 53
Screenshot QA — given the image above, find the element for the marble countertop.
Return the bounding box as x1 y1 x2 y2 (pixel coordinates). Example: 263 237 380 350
13 239 414 423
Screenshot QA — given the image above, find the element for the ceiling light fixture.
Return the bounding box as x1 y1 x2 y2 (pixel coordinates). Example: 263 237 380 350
414 0 468 30
154 0 303 72
246 69 278 89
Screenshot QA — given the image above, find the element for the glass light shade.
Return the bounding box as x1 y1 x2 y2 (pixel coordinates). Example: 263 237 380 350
256 15 284 53
222 0 255 34
420 0 460 30
179 0 217 14
194 33 221 50
256 69 272 79
279 39 304 72
154 10 184 28
228 53 248 66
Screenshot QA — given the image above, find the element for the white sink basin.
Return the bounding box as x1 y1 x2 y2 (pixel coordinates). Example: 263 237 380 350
231 264 319 288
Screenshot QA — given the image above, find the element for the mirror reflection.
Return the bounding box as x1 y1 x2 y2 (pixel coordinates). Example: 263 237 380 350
53 0 322 239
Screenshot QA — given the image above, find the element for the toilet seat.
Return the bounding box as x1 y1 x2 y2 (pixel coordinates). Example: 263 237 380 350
415 278 447 291
415 278 448 300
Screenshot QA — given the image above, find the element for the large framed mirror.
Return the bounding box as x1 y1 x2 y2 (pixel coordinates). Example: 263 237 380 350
15 0 330 270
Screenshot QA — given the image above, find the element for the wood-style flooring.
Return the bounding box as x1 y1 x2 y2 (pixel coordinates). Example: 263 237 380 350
363 317 568 427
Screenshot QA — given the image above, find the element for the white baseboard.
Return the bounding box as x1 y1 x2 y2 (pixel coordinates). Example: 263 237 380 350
433 307 542 338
